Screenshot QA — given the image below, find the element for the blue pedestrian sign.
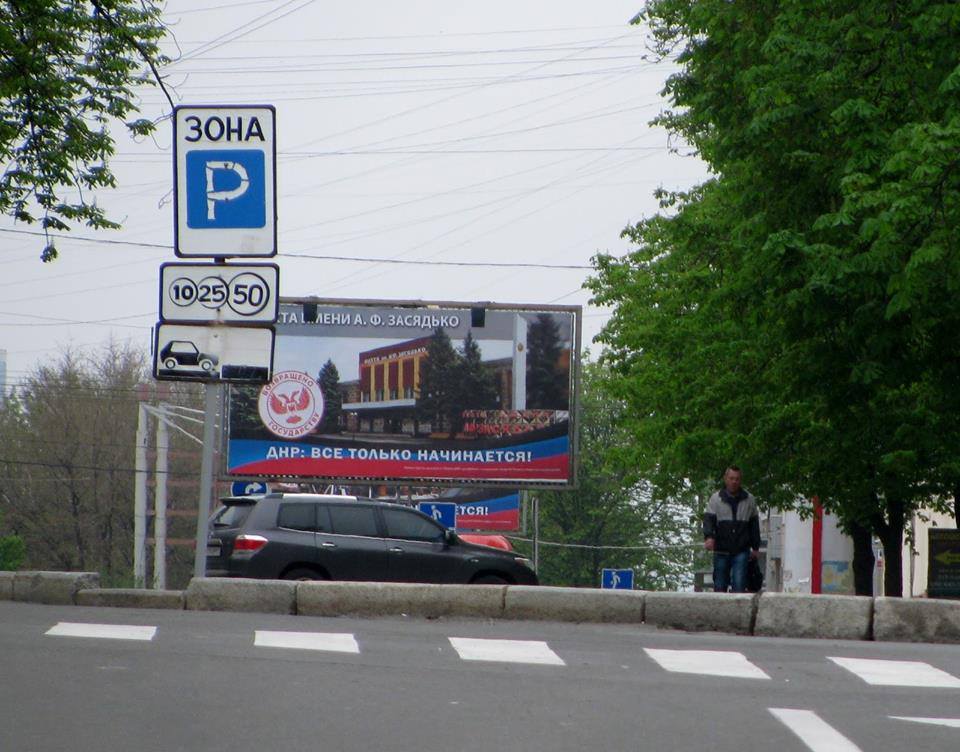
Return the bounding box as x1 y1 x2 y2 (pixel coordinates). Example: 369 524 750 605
601 568 634 590
417 502 457 529
174 105 276 258
231 481 267 496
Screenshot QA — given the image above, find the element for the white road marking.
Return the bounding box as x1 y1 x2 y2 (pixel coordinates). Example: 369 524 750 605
828 657 960 688
46 622 157 641
643 648 770 679
448 637 565 666
890 716 960 728
254 630 359 653
769 708 863 752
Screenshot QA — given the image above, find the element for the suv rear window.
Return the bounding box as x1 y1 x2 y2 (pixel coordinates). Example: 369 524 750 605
277 502 333 533
382 508 445 542
212 503 254 529
328 505 379 537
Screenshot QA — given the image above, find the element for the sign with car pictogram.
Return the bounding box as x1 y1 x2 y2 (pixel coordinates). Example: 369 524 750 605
160 262 278 323
174 105 276 258
154 323 275 384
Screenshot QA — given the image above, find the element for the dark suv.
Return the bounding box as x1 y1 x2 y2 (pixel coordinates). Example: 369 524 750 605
205 493 538 585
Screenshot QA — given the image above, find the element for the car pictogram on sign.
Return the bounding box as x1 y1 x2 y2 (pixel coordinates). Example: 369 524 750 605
159 340 220 374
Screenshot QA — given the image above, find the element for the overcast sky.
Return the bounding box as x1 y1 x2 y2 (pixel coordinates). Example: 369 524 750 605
0 0 708 389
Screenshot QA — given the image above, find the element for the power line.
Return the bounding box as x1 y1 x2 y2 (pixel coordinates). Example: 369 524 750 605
0 229 595 269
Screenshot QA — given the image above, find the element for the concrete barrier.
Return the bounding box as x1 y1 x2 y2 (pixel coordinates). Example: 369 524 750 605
297 581 505 619
755 593 873 640
0 571 13 600
645 591 756 634
12 571 100 605
504 586 645 623
76 588 185 610
185 577 297 614
874 597 960 643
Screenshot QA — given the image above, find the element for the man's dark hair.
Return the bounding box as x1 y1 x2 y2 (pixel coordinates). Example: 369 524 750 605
725 465 742 475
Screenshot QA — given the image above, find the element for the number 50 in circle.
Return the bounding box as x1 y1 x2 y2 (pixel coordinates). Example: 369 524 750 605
227 272 270 316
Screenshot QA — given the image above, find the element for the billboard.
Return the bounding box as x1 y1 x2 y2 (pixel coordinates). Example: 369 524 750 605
226 299 580 487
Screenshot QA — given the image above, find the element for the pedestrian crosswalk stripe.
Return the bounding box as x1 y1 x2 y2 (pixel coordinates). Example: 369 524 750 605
46 622 157 641
643 648 770 679
769 708 863 752
828 657 960 688
890 716 960 728
254 630 359 653
448 637 565 666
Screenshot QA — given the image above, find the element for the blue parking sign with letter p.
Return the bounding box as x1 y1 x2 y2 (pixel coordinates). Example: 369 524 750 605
186 150 266 229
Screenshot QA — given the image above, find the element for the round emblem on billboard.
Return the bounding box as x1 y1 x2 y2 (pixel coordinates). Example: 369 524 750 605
258 370 324 438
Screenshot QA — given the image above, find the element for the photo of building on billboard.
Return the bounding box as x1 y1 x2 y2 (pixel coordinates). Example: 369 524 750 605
226 299 580 486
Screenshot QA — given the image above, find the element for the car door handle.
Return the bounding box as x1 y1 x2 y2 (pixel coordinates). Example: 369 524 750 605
320 541 337 548
388 547 404 553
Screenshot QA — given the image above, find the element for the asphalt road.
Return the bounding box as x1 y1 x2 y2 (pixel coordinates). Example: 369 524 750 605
1 601 959 752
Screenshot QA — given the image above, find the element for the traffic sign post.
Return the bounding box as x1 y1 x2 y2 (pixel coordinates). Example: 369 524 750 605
417 502 457 529
160 262 279 324
601 568 634 590
174 105 276 258
162 103 281 581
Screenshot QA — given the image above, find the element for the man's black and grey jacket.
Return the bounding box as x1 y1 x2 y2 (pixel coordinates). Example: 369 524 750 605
703 489 762 554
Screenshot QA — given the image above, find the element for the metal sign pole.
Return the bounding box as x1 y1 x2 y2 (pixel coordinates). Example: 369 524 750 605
193 382 220 579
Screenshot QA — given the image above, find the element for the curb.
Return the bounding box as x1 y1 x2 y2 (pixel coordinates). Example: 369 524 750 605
3 571 959 644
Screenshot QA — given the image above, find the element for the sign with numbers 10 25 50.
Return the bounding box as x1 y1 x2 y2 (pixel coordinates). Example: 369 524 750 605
159 262 279 324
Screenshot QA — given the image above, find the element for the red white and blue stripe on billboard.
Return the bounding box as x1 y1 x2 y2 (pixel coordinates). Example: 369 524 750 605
227 435 568 483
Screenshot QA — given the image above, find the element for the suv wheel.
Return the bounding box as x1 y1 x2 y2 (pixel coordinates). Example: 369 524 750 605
282 567 327 581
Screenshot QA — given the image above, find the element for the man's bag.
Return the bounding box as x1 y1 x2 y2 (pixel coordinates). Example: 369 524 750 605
746 558 764 592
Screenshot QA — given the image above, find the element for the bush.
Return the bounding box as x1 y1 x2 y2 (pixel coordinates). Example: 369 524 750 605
0 534 25 571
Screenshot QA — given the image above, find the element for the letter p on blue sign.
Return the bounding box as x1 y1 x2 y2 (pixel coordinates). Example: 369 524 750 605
186 150 265 229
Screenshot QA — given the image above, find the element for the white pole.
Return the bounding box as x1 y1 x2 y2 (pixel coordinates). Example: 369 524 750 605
133 403 148 588
512 315 528 410
193 383 220 579
153 409 169 590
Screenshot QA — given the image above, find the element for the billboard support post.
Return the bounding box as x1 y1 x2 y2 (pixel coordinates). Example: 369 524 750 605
193 383 220 578
533 494 540 573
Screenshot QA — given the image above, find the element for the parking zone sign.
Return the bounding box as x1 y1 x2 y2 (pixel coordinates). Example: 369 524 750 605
174 105 276 258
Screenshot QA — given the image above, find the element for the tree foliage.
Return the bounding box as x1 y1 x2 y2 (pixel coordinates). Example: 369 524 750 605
589 1 960 596
530 361 695 589
0 345 203 585
526 313 567 409
0 0 167 261
318 359 343 434
416 327 461 435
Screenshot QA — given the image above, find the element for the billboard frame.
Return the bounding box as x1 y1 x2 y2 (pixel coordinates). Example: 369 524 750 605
221 297 582 489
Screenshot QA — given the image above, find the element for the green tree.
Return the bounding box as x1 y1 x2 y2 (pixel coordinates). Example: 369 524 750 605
318 359 343 434
589 1 960 596
526 314 567 409
530 361 694 589
416 327 461 436
1 0 168 261
455 332 499 418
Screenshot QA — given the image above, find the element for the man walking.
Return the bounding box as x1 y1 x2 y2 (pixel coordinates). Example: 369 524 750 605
703 466 761 592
